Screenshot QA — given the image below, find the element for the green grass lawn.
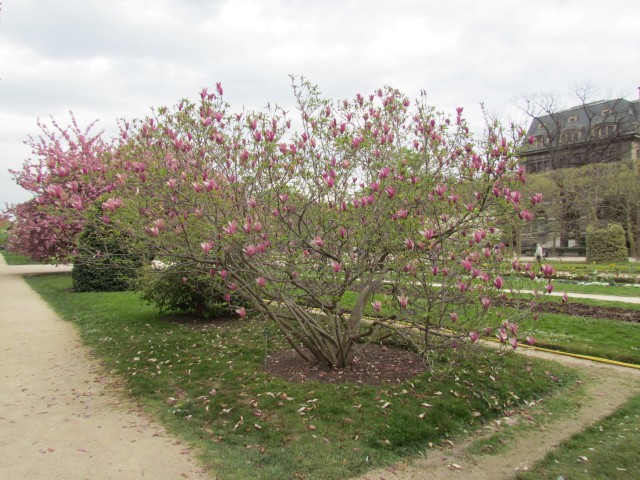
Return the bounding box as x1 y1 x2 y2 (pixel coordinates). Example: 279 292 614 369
25 273 580 480
515 392 640 480
338 289 640 364
547 260 640 275
542 280 640 298
518 312 640 365
1 250 38 265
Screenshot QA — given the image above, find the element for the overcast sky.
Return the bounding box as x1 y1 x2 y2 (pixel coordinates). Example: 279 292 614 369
2 0 639 207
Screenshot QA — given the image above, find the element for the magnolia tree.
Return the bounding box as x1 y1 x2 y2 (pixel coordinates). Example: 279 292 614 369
105 79 550 368
6 115 114 262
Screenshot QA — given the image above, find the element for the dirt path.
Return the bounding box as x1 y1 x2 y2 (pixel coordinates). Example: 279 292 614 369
0 257 211 480
356 350 640 480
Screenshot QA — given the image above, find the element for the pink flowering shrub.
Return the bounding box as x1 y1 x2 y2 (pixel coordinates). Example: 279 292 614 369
5 115 115 262
98 78 550 368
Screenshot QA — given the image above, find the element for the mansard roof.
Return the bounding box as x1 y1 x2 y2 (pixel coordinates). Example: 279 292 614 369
526 98 640 137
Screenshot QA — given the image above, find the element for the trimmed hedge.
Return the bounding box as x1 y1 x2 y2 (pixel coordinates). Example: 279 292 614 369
72 209 145 292
586 223 628 263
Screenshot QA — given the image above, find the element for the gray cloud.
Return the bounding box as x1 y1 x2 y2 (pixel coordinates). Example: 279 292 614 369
2 0 640 207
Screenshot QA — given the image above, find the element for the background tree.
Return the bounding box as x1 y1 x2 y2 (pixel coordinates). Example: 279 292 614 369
5 115 114 262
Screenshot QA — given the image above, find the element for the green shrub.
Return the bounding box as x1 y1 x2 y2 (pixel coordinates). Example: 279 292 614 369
137 262 232 318
586 223 628 263
72 208 146 292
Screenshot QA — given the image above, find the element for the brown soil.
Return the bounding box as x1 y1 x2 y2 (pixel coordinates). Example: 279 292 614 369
533 300 640 322
265 344 427 385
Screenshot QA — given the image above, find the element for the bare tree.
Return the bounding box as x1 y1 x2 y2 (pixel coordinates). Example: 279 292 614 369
515 85 640 253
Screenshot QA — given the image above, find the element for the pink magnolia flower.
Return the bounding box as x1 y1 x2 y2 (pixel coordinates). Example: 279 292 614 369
497 329 508 343
385 186 396 198
509 337 518 350
460 259 472 271
494 276 504 289
219 269 228 280
397 295 408 309
378 166 391 179
450 312 458 323
71 196 84 210
546 284 554 294
330 260 341 273
243 245 258 257
562 292 568 303
435 184 447 197
223 220 238 235
519 209 534 222
371 301 382 312
256 277 266 287
420 228 435 240
469 331 479 343
526 336 536 346
311 236 324 248
201 242 214 254
481 297 491 310
236 307 246 318
101 197 123 212
339 226 347 239
405 238 415 250
530 193 543 205
541 264 555 276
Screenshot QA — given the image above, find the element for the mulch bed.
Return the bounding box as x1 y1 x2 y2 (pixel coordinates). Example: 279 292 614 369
264 344 427 385
501 300 640 323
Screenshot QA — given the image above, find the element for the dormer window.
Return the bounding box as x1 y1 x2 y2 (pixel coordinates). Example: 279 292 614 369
567 116 577 124
601 108 612 117
537 123 545 131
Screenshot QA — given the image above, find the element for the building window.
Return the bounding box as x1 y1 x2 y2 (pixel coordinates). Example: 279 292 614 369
537 123 545 131
601 108 612 117
591 125 616 137
567 116 577 124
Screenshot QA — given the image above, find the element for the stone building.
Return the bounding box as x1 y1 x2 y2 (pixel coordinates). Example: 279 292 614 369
522 97 640 174
518 97 640 254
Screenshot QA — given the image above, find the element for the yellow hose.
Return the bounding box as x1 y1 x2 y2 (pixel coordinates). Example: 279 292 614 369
481 335 640 370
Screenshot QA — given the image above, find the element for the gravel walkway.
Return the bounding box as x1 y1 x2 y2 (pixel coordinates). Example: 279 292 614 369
0 257 210 480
